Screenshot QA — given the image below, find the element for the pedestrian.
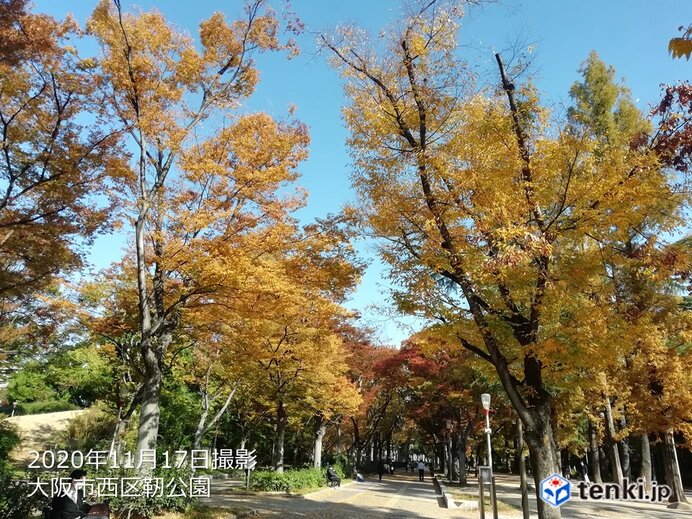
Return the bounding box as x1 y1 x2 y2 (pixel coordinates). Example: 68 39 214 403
417 460 426 482
377 459 386 482
47 469 91 519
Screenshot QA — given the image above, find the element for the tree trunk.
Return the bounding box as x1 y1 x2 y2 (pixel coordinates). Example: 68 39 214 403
639 433 652 493
293 426 302 466
588 420 603 483
194 403 209 451
603 397 623 484
617 416 631 480
447 433 453 480
457 429 468 485
313 414 327 469
523 403 562 519
387 431 392 461
662 429 688 503
335 417 342 455
193 384 237 450
273 401 287 473
136 342 162 471
110 385 143 463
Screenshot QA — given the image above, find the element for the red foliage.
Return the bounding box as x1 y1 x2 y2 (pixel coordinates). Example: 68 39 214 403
651 82 692 173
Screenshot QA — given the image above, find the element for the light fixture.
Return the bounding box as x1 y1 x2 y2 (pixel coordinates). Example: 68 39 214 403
481 393 491 410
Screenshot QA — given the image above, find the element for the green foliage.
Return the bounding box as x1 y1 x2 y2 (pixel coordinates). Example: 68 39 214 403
0 422 40 519
16 400 79 415
249 467 328 493
328 453 348 478
92 465 196 519
0 471 38 519
158 379 201 452
0 420 20 465
62 403 117 451
7 367 59 404
568 50 650 143
7 346 111 412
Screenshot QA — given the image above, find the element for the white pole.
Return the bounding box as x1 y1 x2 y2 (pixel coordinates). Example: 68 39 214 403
485 410 493 474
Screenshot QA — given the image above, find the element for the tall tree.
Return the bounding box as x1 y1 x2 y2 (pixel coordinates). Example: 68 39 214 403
87 0 303 468
323 3 688 517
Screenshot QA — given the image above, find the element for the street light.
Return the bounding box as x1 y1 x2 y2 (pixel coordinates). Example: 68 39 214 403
481 393 498 519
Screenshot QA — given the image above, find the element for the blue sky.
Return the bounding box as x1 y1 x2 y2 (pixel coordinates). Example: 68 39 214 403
35 1 691 346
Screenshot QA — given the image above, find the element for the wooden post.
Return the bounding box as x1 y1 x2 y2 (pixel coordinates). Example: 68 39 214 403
491 475 499 519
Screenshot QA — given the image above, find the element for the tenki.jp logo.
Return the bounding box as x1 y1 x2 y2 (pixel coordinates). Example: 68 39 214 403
539 473 572 508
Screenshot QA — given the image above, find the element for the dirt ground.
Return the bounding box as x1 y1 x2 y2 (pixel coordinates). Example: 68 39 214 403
6 409 86 464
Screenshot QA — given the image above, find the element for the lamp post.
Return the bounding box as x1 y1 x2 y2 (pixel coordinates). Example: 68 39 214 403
481 393 498 519
481 394 492 470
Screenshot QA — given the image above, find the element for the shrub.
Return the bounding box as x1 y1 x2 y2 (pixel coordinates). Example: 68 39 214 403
16 400 79 415
89 465 196 518
328 454 348 479
249 470 290 492
0 471 39 519
0 420 20 465
250 468 327 493
62 403 116 451
0 422 42 519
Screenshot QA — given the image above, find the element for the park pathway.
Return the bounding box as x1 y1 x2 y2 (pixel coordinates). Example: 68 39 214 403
208 472 468 518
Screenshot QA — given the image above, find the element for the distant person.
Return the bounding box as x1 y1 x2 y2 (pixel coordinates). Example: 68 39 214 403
326 463 341 487
377 459 386 482
351 466 365 482
417 460 426 482
388 459 394 474
49 469 91 519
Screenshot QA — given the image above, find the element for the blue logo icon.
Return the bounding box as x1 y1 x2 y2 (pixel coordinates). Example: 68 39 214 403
540 473 572 507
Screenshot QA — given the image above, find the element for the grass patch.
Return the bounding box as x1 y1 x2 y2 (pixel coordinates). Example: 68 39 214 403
451 492 519 513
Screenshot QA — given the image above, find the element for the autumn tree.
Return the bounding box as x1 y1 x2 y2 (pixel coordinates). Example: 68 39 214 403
87 0 305 468
569 52 691 501
232 219 362 471
323 2 689 517
337 323 396 465
0 0 122 370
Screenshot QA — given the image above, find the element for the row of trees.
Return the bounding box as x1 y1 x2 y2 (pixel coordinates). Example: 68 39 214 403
0 0 368 477
321 2 691 518
0 2 690 519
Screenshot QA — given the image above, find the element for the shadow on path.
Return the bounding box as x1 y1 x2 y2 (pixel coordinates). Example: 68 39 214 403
207 472 468 518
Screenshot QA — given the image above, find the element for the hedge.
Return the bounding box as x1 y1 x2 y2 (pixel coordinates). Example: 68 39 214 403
250 467 335 493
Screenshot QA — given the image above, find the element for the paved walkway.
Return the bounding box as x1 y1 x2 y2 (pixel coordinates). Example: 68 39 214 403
483 475 692 519
207 473 692 519
207 472 465 518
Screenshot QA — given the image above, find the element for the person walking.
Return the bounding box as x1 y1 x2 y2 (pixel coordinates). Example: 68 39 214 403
417 460 426 482
377 459 386 482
